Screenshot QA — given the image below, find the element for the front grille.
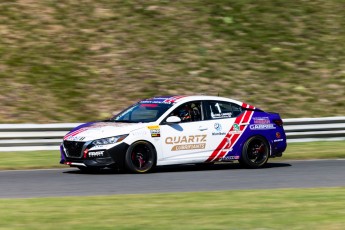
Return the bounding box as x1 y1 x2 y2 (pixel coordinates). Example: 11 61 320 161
63 141 85 158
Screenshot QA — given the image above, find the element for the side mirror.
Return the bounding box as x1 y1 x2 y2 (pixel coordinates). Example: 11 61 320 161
166 116 181 123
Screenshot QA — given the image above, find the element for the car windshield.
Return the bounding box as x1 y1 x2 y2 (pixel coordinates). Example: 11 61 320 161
111 103 173 123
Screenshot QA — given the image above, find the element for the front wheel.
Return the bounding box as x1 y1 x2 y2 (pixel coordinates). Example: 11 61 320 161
125 141 156 173
239 136 269 168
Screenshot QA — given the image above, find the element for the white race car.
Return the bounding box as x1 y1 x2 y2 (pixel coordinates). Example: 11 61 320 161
60 95 287 173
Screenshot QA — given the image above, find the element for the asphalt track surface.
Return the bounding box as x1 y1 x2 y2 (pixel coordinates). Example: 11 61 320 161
1 159 345 198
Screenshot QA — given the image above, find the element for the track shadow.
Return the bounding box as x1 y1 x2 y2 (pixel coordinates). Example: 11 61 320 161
155 162 291 173
264 162 292 168
62 162 291 175
63 168 126 175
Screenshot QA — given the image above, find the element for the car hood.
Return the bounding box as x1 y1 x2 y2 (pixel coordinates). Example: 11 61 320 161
63 121 144 142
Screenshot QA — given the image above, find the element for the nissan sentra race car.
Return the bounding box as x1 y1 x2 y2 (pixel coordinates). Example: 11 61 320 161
60 95 287 173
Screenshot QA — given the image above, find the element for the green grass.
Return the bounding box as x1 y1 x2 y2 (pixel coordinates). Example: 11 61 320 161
275 141 345 160
1 141 345 229
0 0 344 123
0 141 344 170
1 187 345 229
0 150 64 170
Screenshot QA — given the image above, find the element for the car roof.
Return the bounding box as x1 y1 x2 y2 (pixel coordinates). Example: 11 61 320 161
141 95 245 106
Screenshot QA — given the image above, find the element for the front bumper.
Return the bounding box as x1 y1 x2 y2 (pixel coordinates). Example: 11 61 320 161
61 142 129 169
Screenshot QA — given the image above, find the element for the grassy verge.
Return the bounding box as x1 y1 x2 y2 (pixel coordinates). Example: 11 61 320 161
0 150 64 170
274 141 345 160
0 1 344 123
0 141 344 170
1 187 345 229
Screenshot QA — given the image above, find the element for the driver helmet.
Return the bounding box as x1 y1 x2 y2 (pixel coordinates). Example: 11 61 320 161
179 106 191 121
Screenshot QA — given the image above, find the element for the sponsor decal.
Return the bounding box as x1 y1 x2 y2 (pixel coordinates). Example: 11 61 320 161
214 123 222 132
150 129 160 137
212 123 226 136
163 95 187 104
233 123 240 131
148 125 160 137
212 132 226 136
249 124 275 130
66 136 86 141
228 123 242 134
165 135 207 151
172 143 206 151
219 155 239 161
211 112 232 119
276 132 281 138
141 96 187 104
165 135 207 144
274 139 284 142
253 117 270 124
88 151 104 157
141 100 171 104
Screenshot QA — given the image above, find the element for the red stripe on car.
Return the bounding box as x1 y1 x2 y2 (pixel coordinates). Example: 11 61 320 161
206 112 245 162
206 104 254 162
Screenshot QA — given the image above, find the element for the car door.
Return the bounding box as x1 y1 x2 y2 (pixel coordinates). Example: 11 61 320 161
203 100 244 162
159 101 210 164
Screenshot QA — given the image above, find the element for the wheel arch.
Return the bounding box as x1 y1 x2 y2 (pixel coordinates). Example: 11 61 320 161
125 136 160 160
238 134 272 169
239 134 272 159
124 139 158 173
131 139 158 165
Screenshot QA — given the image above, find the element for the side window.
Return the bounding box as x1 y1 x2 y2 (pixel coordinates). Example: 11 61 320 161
205 101 242 120
170 101 202 122
231 104 242 117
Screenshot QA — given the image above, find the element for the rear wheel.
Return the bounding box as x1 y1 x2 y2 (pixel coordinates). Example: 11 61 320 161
125 141 156 173
239 136 269 168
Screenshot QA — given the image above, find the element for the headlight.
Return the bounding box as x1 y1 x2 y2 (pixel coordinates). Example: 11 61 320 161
92 134 128 146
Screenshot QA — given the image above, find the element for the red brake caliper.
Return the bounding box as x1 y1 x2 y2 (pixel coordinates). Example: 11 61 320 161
257 144 265 153
252 144 264 157
137 153 145 168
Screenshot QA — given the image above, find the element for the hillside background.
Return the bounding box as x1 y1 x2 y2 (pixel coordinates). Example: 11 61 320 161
0 0 344 123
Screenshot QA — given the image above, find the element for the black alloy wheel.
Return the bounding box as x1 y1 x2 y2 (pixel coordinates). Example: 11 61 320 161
125 141 156 173
239 136 269 168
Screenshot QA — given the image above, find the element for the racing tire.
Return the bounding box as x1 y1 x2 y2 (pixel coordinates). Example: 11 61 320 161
125 141 156 173
239 136 269 169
